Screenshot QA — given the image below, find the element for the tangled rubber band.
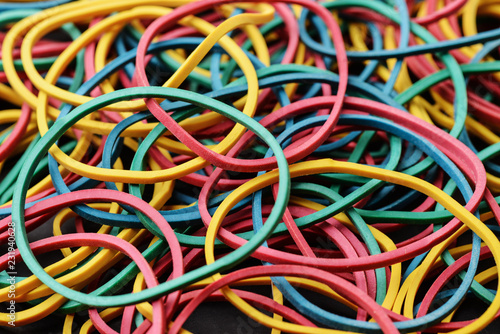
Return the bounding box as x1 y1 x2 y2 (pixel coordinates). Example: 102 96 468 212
2 0 500 333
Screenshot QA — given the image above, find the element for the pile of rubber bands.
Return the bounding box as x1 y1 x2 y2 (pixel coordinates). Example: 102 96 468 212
3 0 500 333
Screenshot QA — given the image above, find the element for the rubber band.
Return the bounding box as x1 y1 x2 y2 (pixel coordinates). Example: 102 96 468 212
2 1 500 333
